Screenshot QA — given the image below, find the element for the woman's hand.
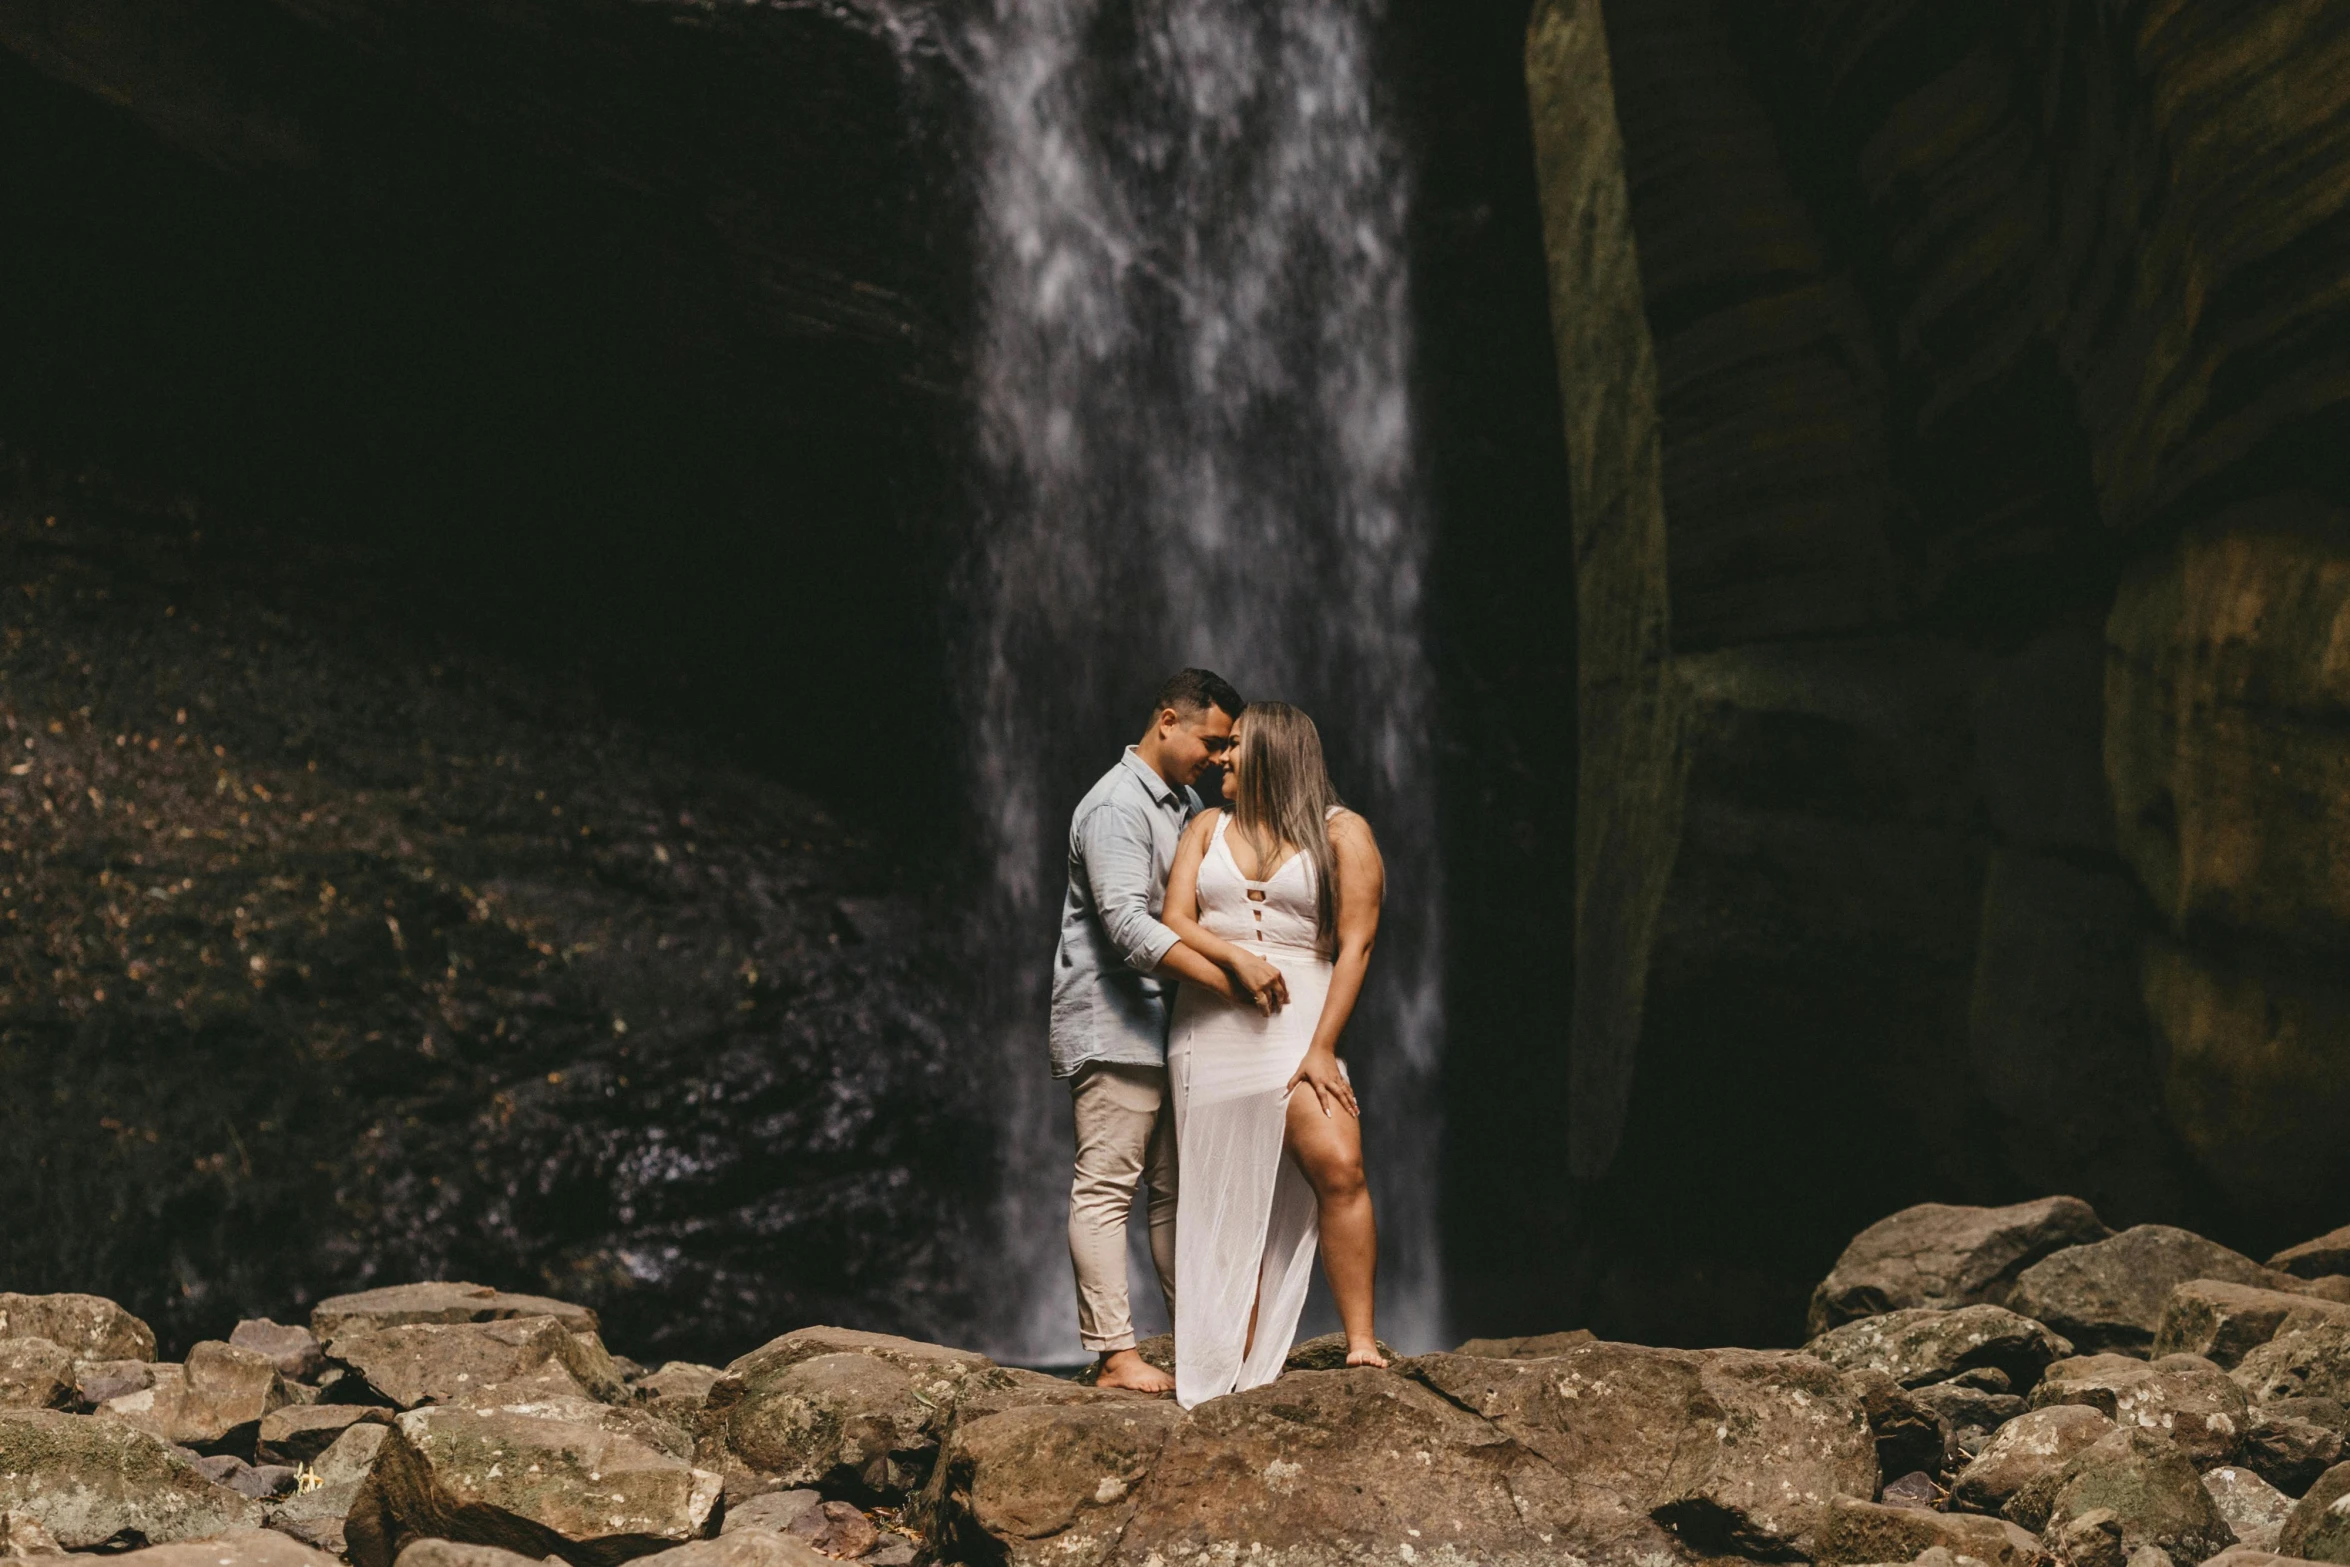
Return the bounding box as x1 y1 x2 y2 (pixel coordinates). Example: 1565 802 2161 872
1285 1047 1357 1119
1230 953 1290 1015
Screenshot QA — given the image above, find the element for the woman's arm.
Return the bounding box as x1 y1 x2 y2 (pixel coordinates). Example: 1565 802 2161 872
1164 811 1289 1014
1286 811 1384 1117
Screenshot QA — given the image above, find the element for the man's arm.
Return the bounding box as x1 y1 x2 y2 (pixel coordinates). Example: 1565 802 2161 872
1078 801 1183 975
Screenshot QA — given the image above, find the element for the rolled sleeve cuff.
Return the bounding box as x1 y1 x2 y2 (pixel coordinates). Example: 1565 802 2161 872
1123 919 1182 975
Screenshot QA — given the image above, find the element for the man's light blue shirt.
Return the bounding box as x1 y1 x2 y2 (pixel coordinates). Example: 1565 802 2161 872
1048 746 1201 1078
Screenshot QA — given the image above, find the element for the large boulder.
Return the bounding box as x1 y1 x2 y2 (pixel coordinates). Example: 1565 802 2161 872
1954 1405 2120 1515
1453 1329 1597 1359
0 1296 156 1363
923 1394 1183 1567
721 1329 995 1502
1810 1199 2115 1336
345 1404 720 1567
2044 1428 2243 1566
327 1318 624 1410
1814 1496 2043 1567
0 1342 73 1411
314 1286 599 1341
2243 1402 2349 1496
1405 1343 1879 1559
2278 1462 2350 1564
2162 1287 2350 1371
230 1322 327 1384
1111 1367 1569 1566
101 1528 343 1567
2238 1326 2350 1408
2033 1355 2251 1469
0 1409 264 1547
1808 1304 2075 1390
2014 1228 2292 1355
178 1342 302 1452
2205 1467 2297 1554
2274 1233 2350 1283
266 1420 394 1554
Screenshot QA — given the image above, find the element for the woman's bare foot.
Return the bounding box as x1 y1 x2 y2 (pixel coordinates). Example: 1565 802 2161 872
1095 1347 1175 1393
1344 1339 1389 1369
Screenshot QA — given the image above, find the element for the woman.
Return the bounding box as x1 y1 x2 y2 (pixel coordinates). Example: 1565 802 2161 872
1160 701 1387 1408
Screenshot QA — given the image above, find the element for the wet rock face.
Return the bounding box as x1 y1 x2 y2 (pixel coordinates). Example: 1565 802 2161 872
1529 0 2350 1335
0 509 981 1362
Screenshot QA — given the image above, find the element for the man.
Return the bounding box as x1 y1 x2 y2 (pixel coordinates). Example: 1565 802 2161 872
1052 668 1247 1393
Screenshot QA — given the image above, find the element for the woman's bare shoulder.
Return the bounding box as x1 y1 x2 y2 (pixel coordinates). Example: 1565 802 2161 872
1181 806 1223 841
1324 807 1377 849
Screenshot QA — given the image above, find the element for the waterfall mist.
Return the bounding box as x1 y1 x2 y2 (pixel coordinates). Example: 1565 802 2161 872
957 0 1446 1362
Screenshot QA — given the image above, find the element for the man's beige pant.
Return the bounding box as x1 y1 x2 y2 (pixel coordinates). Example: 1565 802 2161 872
1068 1060 1178 1353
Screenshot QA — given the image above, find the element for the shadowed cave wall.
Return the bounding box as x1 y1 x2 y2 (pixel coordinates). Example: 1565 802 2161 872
1529 0 2350 1347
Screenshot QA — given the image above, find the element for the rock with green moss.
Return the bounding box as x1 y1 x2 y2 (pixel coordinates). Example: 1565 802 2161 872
327 1317 624 1410
0 1340 73 1411
2044 1428 2242 1565
2278 1462 2350 1564
0 1408 263 1547
0 1296 156 1363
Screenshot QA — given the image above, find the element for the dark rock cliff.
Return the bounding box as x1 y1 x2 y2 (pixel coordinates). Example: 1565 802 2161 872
1529 0 2350 1344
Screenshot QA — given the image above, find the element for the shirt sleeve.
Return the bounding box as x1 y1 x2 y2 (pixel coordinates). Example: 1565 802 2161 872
1077 800 1182 975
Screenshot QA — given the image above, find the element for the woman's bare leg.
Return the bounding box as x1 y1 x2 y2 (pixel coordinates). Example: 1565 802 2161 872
1285 1086 1385 1366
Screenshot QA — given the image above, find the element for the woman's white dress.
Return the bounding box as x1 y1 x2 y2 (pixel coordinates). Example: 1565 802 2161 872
1168 809 1339 1409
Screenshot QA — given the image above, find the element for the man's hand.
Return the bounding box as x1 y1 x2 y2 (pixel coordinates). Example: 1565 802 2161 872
1285 1047 1357 1118
1230 953 1289 1015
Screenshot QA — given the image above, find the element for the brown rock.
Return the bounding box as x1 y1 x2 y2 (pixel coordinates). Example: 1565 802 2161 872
392 1542 552 1567
265 1419 393 1555
2045 1428 2242 1566
1407 1342 1880 1559
2278 1462 2350 1564
1452 1329 1596 1359
2207 1552 2347 1567
328 1318 625 1410
1954 1405 2120 1516
231 1321 326 1383
923 1396 1182 1567
631 1529 835 1567
1114 1367 1566 1566
0 1408 266 1547
2013 1227 2294 1356
721 1330 996 1503
1915 1379 2031 1439
2237 1325 2350 1408
2032 1355 2251 1469
102 1527 344 1567
718 1493 818 1536
1810 1304 2076 1391
345 1404 720 1567
0 1343 72 1412
633 1363 739 1443
1809 1199 2117 1337
784 1501 871 1560
1846 1368 1952 1482
313 1285 598 1341
258 1403 393 1465
2274 1233 2350 1284
0 1296 156 1363
1814 1494 2044 1567
2161 1286 2350 1371
2204 1467 2295 1554
178 1341 301 1453
2 1510 64 1557
2243 1401 2348 1496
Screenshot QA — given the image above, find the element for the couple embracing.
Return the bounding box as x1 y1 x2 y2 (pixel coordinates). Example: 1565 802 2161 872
1050 668 1388 1408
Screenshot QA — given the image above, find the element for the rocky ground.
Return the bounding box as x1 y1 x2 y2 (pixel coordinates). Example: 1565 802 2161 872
6 1199 2350 1567
0 466 983 1362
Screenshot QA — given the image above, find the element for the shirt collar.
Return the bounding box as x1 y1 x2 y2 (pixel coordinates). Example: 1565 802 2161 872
1121 745 1185 811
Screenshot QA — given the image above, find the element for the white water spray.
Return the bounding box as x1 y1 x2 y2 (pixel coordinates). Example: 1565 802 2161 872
957 0 1445 1362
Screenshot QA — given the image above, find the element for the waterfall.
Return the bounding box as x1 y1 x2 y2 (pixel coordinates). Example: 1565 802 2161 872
958 0 1445 1363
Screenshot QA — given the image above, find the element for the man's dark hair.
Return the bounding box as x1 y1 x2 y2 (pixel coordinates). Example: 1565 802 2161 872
1151 668 1245 724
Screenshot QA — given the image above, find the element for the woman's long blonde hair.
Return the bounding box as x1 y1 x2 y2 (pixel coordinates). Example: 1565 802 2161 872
1228 702 1345 955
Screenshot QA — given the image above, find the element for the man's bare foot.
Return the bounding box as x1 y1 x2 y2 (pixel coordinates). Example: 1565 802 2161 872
1095 1347 1175 1393
1344 1340 1390 1369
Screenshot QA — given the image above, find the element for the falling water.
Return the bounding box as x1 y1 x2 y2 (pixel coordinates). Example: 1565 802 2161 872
957 0 1444 1362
